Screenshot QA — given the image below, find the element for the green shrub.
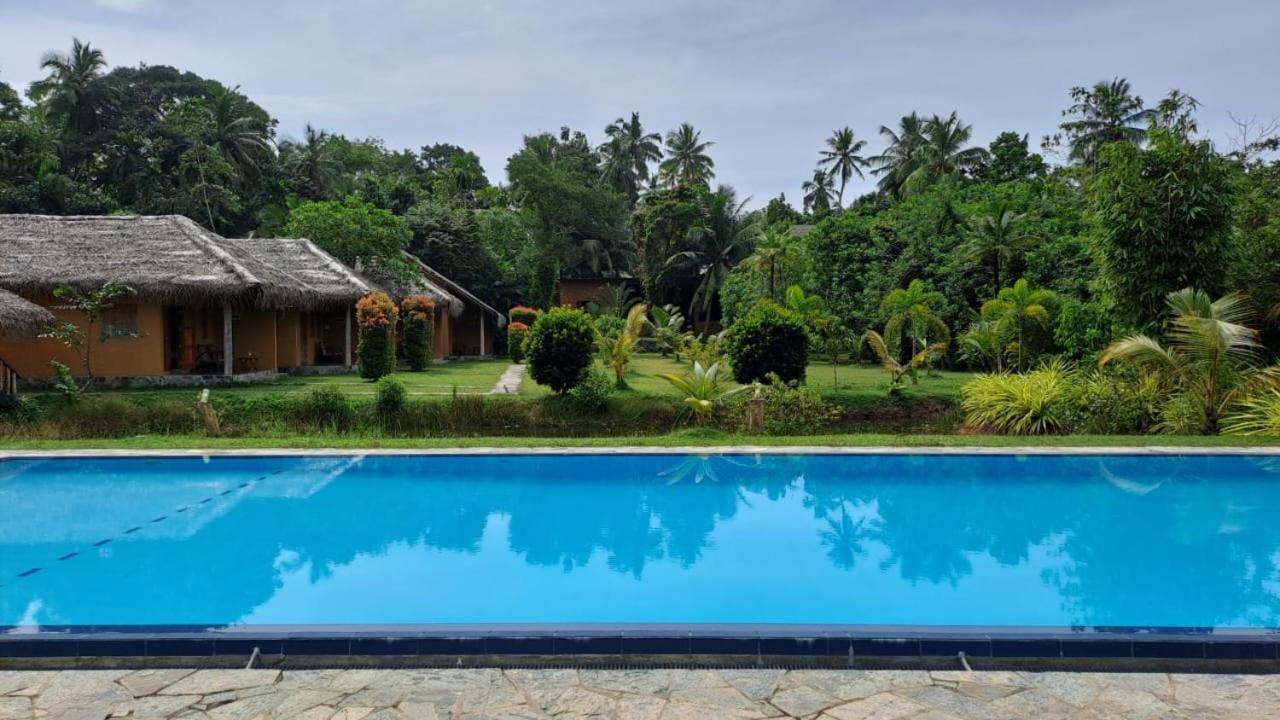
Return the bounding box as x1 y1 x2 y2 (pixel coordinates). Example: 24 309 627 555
0 395 39 423
961 360 1073 435
356 292 398 380
375 376 408 421
401 295 435 371
299 386 354 431
724 380 839 435
593 314 625 340
1158 392 1207 435
569 364 614 412
508 322 530 363
1054 298 1122 362
525 306 597 393
723 300 809 384
1058 370 1160 434
1224 389 1280 435
509 305 541 326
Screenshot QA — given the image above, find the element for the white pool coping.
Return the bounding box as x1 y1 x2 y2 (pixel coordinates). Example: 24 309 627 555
3 445 1280 459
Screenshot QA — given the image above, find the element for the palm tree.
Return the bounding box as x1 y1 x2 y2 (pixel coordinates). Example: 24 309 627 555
282 123 338 199
869 113 926 196
879 279 950 361
980 278 1057 371
957 200 1036 294
29 38 108 136
664 186 754 332
207 86 271 177
658 123 714 187
817 127 868 208
739 224 800 301
909 112 989 185
1059 77 1158 164
1100 288 1280 434
600 112 662 203
801 168 835 215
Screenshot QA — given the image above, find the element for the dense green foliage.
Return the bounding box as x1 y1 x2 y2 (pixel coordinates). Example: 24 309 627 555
724 301 809 384
400 296 435 371
355 292 398 380
524 307 597 393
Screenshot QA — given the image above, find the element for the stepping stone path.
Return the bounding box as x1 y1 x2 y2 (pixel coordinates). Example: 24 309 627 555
489 363 525 394
0 667 1275 719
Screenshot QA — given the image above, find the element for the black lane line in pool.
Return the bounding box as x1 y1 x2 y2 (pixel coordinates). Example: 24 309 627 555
13 473 274 581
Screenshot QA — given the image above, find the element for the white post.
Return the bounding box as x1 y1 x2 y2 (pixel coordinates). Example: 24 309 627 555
344 305 353 367
479 314 486 356
222 304 234 376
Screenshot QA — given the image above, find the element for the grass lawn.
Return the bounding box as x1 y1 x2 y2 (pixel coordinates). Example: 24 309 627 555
3 430 1278 451
25 359 513 400
519 353 975 402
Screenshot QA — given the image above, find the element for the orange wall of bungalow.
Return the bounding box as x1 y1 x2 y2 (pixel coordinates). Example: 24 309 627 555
0 293 166 378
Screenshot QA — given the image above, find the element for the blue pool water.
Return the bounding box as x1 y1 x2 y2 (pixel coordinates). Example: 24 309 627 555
2 453 1279 630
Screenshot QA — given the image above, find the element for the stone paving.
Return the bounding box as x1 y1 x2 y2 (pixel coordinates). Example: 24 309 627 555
488 364 525 395
1 667 1278 719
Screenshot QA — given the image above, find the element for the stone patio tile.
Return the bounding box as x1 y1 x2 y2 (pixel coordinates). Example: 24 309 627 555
896 685 1020 720
0 696 32 720
1085 686 1173 720
658 700 770 720
325 671 386 694
820 691 927 720
985 688 1078 720
35 673 131 712
160 671 280 697
719 670 786 701
117 670 196 699
0 673 57 697
111 694 201 718
391 702 438 720
769 685 841 717
1095 672 1172 699
503 669 580 707
269 690 344 718
544 687 616 717
337 686 407 710
579 670 671 696
615 695 665 720
1019 672 1103 707
667 685 761 713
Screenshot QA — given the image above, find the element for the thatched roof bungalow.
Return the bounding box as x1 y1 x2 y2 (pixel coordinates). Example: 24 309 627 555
0 214 507 383
0 288 54 337
401 254 505 357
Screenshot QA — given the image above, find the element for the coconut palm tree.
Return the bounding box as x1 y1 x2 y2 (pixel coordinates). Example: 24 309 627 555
801 169 835 215
739 224 800 301
600 112 662 203
664 186 754 332
909 112 989 185
980 279 1058 371
1100 288 1280 434
281 123 339 200
207 86 271 177
1059 77 1158 164
869 113 925 196
957 199 1036 294
29 38 108 136
658 123 714 187
817 127 868 208
879 279 950 361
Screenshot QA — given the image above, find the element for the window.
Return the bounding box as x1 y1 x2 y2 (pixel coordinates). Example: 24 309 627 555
100 305 139 340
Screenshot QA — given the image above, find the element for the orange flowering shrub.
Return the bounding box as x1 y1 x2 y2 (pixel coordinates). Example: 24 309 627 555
509 306 540 326
355 292 398 379
508 321 531 362
401 295 435 371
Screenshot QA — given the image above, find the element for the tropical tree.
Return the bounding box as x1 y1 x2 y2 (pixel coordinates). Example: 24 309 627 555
801 168 835 215
597 302 649 389
207 85 271 177
656 361 742 424
664 186 755 331
908 112 989 186
650 304 687 360
870 112 925 196
739 224 801 301
957 199 1036 294
1055 77 1157 164
28 38 108 136
658 123 714 187
600 112 662 204
1099 289 1280 434
864 329 947 392
879 279 950 360
980 279 1058 371
281 123 339 200
958 317 1006 372
817 127 868 208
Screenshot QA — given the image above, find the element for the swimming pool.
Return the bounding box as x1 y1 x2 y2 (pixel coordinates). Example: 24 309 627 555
2 451 1280 658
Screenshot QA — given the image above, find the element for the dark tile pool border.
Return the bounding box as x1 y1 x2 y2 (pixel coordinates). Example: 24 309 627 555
3 624 1278 660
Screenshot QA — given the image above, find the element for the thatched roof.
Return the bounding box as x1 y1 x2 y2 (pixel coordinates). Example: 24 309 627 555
0 215 369 310
360 254 464 318
406 255 505 326
0 288 54 337
220 238 372 309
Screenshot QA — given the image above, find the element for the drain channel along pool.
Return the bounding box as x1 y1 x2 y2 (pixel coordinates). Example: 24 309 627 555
2 452 1279 630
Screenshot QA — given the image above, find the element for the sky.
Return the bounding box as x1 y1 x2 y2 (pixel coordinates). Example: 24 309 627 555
2 0 1278 206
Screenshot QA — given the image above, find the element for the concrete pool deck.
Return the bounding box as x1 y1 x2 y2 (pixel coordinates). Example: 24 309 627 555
2 667 1277 719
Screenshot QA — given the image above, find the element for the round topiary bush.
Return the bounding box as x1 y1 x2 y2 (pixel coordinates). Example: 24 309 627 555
525 307 597 393
401 295 435 371
723 300 809 384
356 291 398 380
508 321 530 362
